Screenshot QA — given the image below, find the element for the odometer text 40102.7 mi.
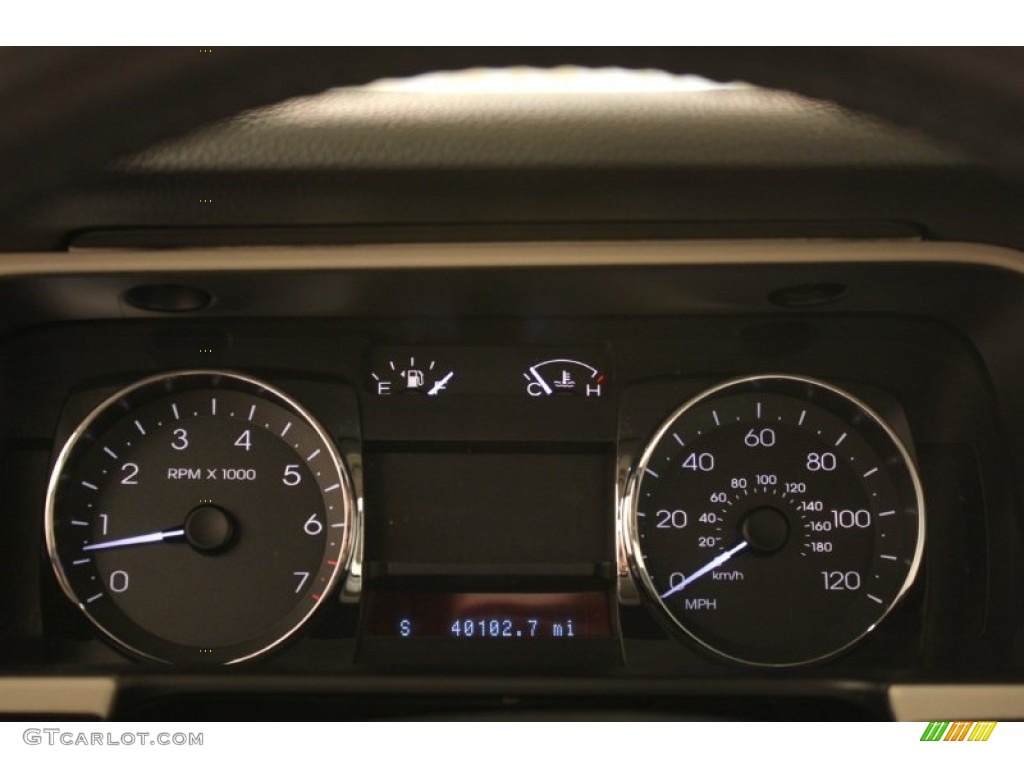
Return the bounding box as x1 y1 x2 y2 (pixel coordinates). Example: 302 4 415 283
624 375 925 667
45 371 355 664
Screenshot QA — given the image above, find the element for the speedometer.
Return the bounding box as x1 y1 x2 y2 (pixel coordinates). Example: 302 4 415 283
623 375 924 666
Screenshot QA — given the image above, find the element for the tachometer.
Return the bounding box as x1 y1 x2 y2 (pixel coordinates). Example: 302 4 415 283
46 370 355 664
623 375 924 666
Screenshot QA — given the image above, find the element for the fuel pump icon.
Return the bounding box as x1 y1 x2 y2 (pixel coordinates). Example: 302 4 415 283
405 369 425 390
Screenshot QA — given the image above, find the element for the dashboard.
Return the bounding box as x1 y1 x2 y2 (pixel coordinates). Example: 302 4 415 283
2 50 1024 721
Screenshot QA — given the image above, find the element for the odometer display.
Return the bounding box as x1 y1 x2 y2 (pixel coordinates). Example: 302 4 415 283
625 375 924 666
366 591 611 640
46 371 355 665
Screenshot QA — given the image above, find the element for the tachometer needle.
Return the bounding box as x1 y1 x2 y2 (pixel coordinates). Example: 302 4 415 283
82 528 185 552
659 541 749 600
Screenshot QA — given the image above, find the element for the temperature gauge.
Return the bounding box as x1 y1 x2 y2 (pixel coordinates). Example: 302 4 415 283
524 358 605 398
371 356 456 397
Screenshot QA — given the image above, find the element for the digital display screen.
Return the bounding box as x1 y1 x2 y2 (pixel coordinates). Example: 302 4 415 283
363 450 612 566
366 591 612 640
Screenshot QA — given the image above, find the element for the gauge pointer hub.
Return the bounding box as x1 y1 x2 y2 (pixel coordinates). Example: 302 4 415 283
184 504 236 554
741 506 789 553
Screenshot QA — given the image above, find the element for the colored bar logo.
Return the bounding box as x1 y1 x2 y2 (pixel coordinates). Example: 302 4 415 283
920 722 997 741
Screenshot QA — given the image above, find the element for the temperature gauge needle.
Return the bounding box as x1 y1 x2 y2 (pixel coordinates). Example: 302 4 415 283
82 528 185 552
528 366 553 395
659 541 749 599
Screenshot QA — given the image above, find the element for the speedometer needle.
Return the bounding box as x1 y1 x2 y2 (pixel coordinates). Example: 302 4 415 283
659 541 749 600
82 528 185 552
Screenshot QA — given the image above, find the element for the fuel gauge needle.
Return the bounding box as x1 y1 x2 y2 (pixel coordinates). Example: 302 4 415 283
659 541 749 599
82 528 185 552
427 371 455 396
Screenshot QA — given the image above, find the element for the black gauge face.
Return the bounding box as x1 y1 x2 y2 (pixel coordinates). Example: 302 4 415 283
626 375 924 666
46 371 354 664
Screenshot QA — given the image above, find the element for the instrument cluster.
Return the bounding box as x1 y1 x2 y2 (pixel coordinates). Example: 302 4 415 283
39 340 928 671
0 244 1015 693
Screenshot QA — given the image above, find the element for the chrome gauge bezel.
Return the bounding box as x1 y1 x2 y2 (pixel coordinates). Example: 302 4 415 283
621 373 926 668
45 369 357 665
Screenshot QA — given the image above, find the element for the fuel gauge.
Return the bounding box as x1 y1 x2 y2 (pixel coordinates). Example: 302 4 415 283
371 356 456 397
524 358 605 398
